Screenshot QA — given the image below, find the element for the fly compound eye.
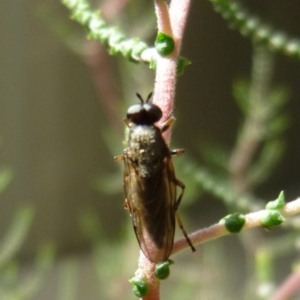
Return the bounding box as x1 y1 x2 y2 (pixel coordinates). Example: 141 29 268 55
126 104 144 123
127 103 162 125
143 103 162 123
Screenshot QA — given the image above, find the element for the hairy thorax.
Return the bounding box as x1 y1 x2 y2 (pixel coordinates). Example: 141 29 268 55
125 124 169 178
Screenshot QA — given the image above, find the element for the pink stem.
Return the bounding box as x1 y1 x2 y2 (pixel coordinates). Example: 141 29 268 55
169 0 191 52
270 270 300 300
153 0 191 142
136 1 191 299
136 252 160 300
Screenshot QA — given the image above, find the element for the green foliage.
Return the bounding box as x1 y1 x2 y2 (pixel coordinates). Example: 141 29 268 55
176 56 191 76
0 207 35 269
255 248 275 299
62 0 150 62
0 169 13 195
57 257 78 300
62 0 192 76
248 139 285 187
256 249 274 283
149 55 191 75
0 243 55 300
0 160 55 299
177 154 260 211
210 0 300 59
0 204 55 299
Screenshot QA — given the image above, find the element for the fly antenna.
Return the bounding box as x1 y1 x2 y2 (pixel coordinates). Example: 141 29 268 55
136 93 144 104
146 92 153 103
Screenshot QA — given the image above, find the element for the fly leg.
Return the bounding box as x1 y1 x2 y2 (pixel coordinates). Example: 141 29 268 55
114 155 124 161
171 149 185 156
167 149 195 251
160 116 175 133
175 178 196 252
124 198 131 212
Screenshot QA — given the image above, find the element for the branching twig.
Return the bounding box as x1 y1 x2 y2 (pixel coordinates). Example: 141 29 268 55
152 0 191 142
173 198 300 255
209 0 300 59
229 45 274 193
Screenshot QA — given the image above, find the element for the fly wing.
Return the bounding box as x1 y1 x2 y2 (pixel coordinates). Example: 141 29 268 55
124 154 177 263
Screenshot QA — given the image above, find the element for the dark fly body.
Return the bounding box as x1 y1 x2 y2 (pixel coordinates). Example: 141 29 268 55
115 93 195 263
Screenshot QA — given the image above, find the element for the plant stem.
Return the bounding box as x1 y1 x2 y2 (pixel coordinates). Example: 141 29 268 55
136 252 160 300
152 0 191 142
229 45 274 193
154 0 173 36
135 1 191 299
169 0 191 52
270 269 300 300
172 198 300 255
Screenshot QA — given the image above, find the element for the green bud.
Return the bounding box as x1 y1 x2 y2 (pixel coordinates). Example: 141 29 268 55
220 213 245 233
261 210 284 228
129 277 148 298
177 56 191 76
155 32 175 56
265 191 285 210
155 259 174 280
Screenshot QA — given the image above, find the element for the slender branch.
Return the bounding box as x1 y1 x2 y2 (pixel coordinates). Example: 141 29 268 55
270 269 300 300
152 0 190 142
62 0 152 62
172 198 300 255
209 0 300 60
154 0 172 36
153 0 178 143
169 0 191 53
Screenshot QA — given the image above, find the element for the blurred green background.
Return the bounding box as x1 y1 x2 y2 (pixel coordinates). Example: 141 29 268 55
1 0 300 299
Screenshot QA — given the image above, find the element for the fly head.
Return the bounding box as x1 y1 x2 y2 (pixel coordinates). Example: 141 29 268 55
126 93 162 125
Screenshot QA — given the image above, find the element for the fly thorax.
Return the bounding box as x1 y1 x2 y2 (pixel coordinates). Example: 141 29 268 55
128 125 168 177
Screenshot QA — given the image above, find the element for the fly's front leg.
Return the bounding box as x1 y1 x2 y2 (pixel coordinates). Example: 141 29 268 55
160 116 176 133
175 178 196 252
123 118 131 128
114 155 124 161
124 198 131 213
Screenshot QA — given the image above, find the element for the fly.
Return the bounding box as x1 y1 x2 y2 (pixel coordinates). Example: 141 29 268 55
115 93 195 263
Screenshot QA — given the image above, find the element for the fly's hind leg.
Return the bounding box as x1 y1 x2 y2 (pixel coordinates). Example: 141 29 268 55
175 212 196 252
175 178 196 252
174 177 185 211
